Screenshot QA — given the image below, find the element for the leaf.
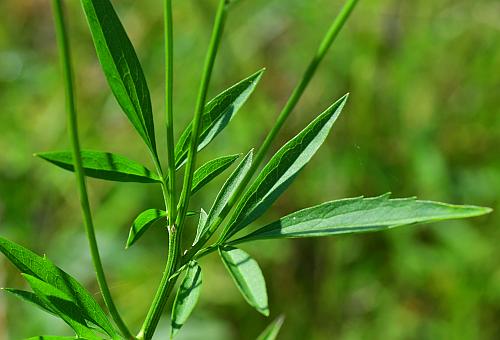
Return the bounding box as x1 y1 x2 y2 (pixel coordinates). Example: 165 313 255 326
23 275 100 339
223 94 349 240
191 154 240 195
219 247 269 316
231 194 493 243
196 150 253 245
80 0 156 153
2 288 56 316
36 150 160 183
170 262 203 339
126 209 167 248
0 237 118 338
25 337 78 340
175 69 264 168
193 209 208 245
257 315 285 340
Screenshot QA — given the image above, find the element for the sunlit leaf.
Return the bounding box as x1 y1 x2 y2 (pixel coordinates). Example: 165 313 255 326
80 0 156 154
219 247 269 316
126 209 167 248
175 69 264 168
193 209 208 245
0 237 118 337
36 150 160 183
24 336 78 340
191 154 240 195
223 94 349 240
170 261 203 338
231 194 492 243
257 315 285 340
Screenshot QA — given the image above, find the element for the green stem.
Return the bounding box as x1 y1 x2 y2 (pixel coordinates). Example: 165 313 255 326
51 1 133 339
138 2 229 338
183 0 359 260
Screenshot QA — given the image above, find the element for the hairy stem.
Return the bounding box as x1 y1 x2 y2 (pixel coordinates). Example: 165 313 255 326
183 0 360 260
51 1 133 338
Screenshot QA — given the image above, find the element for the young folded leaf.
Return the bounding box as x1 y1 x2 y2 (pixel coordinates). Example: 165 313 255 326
0 237 118 338
36 150 160 183
126 209 167 248
80 0 157 154
230 194 492 243
175 69 264 168
223 94 349 240
2 288 56 316
170 262 203 339
23 274 101 340
219 247 269 316
196 150 254 245
193 209 208 245
257 315 285 340
192 154 240 195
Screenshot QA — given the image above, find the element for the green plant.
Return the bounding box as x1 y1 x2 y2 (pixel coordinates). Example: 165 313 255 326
0 0 492 339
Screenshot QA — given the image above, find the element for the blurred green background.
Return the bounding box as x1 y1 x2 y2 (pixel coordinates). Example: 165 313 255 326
0 0 498 339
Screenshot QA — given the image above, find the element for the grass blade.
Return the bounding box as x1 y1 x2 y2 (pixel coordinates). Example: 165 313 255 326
170 262 203 339
231 194 493 243
191 154 240 195
219 247 269 316
36 150 161 183
126 209 167 248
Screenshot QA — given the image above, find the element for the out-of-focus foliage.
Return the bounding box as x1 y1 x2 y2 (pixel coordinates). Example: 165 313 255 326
0 0 498 339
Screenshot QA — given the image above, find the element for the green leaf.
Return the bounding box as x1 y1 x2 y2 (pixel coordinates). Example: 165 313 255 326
36 150 160 183
219 247 269 316
196 150 253 245
0 237 118 338
175 69 264 168
224 94 349 240
23 275 100 339
191 154 240 195
170 261 203 339
126 209 167 248
231 194 493 243
2 288 56 316
193 209 208 245
25 337 78 340
80 0 156 154
257 315 285 340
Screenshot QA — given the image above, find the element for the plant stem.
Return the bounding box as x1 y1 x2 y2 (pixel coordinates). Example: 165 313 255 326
138 2 229 338
51 1 133 339
183 0 359 260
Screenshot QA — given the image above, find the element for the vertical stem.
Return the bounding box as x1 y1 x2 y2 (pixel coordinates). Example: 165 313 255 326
138 2 229 339
51 1 133 339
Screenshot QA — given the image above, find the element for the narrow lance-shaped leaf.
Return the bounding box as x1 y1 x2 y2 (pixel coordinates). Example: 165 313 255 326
193 209 208 245
191 154 240 195
36 151 160 183
2 288 56 316
0 237 118 338
231 194 493 243
196 149 253 245
23 275 101 340
170 262 203 339
175 69 264 168
80 0 156 154
223 94 349 240
126 209 167 248
257 315 285 340
219 247 269 316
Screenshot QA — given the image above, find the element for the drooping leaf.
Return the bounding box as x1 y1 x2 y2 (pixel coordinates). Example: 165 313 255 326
80 0 156 154
36 151 160 183
223 94 349 240
195 150 253 245
191 154 240 195
257 315 285 340
0 237 118 338
126 209 167 248
170 261 203 339
23 275 100 339
231 194 492 243
175 69 264 168
2 288 56 316
193 209 208 245
219 247 269 316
